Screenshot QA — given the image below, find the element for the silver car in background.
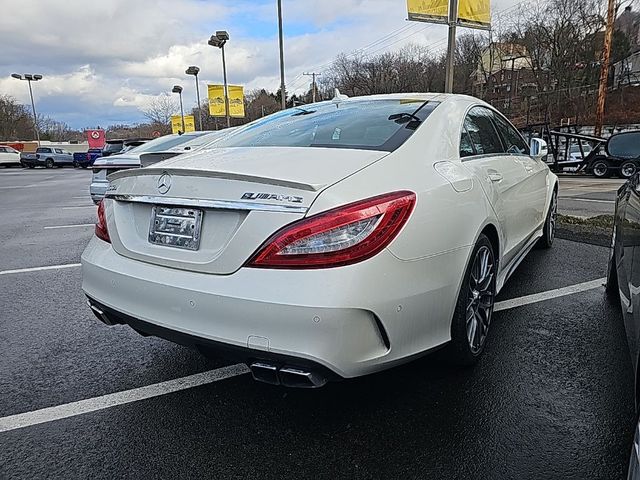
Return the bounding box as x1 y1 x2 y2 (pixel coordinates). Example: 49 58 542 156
89 131 223 204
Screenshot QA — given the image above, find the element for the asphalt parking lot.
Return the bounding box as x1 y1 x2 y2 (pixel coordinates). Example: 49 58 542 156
558 175 623 218
0 168 636 479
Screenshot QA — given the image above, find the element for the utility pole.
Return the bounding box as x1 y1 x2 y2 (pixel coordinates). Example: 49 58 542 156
303 72 321 103
444 0 460 93
595 0 616 137
277 0 286 110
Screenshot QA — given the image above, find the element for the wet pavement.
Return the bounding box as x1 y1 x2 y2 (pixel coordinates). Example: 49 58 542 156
0 169 635 479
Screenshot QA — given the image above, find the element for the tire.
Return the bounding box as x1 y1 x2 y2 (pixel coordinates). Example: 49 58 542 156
620 161 637 179
447 234 496 365
538 188 557 248
592 159 610 178
45 158 54 169
28 165 35 169
73 160 79 168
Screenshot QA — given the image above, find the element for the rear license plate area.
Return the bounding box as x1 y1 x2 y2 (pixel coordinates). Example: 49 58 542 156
148 206 203 250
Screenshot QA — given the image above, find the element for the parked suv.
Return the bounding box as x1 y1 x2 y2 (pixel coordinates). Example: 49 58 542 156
21 147 74 168
0 145 21 167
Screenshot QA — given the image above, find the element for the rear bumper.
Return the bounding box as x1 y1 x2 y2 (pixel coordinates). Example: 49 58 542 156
81 237 467 378
21 157 44 166
85 296 341 383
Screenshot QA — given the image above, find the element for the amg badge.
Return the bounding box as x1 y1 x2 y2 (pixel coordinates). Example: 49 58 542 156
242 192 303 204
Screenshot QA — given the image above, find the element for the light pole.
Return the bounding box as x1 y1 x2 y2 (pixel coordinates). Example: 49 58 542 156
185 66 202 131
11 73 43 145
277 0 286 110
172 85 185 134
208 30 231 128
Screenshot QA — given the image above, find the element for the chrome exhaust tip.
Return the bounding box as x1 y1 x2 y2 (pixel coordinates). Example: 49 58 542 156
86 299 118 326
250 362 280 385
279 366 327 388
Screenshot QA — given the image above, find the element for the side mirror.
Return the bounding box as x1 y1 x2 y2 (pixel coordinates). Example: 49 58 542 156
530 138 548 161
607 131 640 160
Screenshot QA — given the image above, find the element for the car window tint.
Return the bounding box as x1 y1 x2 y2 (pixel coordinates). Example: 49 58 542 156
491 112 529 154
460 127 475 157
55 148 63 154
464 108 504 155
38 148 51 153
0 147 5 152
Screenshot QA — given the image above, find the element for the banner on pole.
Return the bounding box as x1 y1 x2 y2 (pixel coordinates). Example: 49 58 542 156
208 84 226 117
406 0 448 24
407 0 490 29
86 129 106 149
208 84 245 118
228 85 245 118
171 115 195 134
458 0 490 29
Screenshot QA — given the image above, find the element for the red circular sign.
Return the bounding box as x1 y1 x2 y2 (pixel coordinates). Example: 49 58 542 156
152 130 161 138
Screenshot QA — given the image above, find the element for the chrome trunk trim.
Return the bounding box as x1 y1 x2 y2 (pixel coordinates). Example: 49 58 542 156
106 193 308 214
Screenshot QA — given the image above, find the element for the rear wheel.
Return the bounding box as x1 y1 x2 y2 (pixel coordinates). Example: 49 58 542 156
620 161 637 179
447 234 496 365
45 158 54 169
28 165 35 169
592 159 610 178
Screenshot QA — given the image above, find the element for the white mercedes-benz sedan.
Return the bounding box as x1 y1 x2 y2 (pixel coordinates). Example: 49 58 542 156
82 93 557 387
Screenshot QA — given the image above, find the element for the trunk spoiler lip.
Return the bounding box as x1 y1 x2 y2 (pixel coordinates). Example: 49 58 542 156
108 167 323 192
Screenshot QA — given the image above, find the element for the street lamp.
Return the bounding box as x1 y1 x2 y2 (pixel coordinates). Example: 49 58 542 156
208 30 231 128
171 85 185 134
11 73 43 145
185 66 202 131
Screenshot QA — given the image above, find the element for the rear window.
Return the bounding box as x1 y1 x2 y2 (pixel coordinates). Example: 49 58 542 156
215 99 440 152
37 148 51 153
103 143 123 153
126 134 205 154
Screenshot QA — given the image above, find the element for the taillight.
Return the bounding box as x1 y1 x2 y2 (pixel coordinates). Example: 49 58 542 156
95 200 111 243
247 191 416 269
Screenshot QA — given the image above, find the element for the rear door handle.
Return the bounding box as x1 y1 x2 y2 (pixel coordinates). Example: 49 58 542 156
488 172 503 182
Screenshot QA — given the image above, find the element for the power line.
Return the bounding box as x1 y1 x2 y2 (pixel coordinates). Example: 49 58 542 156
287 0 533 93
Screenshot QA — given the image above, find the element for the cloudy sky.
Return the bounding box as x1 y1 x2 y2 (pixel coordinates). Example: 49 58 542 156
1 0 516 129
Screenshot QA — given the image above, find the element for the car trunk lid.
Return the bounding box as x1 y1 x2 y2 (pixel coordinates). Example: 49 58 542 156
103 147 388 274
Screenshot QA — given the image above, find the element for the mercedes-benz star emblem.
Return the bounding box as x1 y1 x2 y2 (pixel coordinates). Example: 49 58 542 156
157 173 172 194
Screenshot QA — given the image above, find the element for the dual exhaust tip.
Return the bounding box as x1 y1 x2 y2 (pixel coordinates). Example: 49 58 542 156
250 362 327 388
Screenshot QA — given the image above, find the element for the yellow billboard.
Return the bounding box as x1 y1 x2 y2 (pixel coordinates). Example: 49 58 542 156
407 0 490 29
208 84 245 118
458 0 490 29
407 0 448 24
171 115 195 134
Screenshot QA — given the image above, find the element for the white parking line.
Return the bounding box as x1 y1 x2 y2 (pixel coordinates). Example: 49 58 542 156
44 224 94 230
0 364 250 433
494 277 605 311
0 263 81 275
0 276 609 433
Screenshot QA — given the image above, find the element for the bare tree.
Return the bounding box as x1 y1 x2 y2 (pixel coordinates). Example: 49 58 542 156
0 95 35 140
141 94 178 127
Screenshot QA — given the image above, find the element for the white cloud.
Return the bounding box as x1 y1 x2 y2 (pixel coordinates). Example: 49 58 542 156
1 0 522 128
